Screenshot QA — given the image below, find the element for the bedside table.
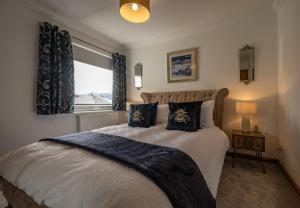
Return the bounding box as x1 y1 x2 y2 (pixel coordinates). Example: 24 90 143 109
232 130 266 173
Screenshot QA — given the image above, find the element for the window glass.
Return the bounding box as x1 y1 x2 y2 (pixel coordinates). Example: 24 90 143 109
74 60 112 107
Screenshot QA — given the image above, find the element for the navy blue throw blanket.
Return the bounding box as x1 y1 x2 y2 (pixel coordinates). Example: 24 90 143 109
41 132 216 208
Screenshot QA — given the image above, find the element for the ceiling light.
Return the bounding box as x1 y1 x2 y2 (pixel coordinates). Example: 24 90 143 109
120 0 150 23
131 3 139 11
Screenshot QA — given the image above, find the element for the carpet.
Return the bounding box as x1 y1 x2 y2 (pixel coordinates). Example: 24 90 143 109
216 157 300 208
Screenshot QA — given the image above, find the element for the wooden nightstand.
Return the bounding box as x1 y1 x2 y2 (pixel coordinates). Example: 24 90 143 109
232 130 266 173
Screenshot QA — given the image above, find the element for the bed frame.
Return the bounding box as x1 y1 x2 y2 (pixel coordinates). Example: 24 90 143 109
141 88 229 129
0 177 47 208
1 88 229 208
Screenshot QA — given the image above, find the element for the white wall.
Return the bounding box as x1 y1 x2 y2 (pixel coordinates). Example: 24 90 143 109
0 0 125 155
0 0 281 161
128 10 279 158
277 0 300 186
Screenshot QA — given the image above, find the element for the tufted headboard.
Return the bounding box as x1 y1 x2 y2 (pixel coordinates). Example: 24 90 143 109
141 88 229 129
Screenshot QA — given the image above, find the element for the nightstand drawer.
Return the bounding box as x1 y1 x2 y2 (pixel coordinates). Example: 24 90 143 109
232 136 247 148
232 135 265 152
252 137 265 152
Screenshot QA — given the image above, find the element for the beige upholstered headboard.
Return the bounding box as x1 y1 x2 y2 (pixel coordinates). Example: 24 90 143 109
141 88 229 129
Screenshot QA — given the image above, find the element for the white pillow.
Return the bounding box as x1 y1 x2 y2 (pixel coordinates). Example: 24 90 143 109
200 100 215 128
156 104 169 124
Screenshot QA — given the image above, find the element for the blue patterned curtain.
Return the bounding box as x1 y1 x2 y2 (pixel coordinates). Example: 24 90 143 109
37 22 74 115
112 53 127 111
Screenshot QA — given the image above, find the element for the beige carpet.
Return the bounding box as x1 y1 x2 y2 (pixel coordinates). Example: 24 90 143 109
216 157 300 208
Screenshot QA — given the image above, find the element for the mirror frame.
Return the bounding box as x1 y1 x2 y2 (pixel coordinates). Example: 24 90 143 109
239 45 255 85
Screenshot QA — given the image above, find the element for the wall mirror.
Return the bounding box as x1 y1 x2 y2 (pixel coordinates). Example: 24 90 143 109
239 45 255 85
134 63 143 89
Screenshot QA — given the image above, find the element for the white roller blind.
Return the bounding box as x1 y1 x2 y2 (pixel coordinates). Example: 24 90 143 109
72 44 112 70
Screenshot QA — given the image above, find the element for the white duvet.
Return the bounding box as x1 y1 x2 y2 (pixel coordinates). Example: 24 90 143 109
0 124 229 208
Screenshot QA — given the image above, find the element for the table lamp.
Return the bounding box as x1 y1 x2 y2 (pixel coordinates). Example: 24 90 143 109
236 101 257 132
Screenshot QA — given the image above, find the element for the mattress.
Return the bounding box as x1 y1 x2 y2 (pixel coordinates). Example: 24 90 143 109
0 124 229 208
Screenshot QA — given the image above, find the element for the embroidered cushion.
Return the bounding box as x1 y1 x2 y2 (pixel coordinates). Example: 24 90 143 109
166 102 199 132
128 103 158 127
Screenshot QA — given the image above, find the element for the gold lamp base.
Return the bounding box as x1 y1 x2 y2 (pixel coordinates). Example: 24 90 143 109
241 116 250 132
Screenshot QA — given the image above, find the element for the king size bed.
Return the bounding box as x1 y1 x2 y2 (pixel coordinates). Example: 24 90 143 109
0 88 229 208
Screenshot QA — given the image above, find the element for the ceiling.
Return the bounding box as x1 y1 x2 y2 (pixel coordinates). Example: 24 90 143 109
27 0 275 48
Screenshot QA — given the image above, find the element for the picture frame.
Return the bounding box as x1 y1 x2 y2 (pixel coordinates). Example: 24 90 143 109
167 48 198 83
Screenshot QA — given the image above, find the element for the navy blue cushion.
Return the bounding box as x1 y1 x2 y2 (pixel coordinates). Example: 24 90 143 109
128 103 158 127
166 102 199 132
129 104 151 127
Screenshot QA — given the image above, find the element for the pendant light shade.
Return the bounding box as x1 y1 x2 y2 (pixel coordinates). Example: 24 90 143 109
120 0 150 23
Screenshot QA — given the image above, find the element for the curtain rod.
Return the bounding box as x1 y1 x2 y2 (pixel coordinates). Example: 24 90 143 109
71 36 113 55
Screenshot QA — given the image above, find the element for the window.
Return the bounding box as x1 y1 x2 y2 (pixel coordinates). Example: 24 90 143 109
72 42 113 112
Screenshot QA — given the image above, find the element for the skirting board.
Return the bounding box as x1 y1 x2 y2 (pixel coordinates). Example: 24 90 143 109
278 161 300 196
226 152 300 196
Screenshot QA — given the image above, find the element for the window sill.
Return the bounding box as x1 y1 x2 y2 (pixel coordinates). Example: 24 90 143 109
74 104 112 112
74 110 115 116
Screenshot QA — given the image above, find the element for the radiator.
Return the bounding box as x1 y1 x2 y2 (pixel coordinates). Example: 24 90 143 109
76 111 128 132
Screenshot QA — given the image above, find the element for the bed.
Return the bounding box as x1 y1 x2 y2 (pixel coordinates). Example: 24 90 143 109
0 88 229 208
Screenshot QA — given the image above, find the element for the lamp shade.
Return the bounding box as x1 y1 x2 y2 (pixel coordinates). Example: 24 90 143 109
120 0 150 23
236 101 257 115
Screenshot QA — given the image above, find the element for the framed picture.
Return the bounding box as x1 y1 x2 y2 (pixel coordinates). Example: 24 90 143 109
167 48 198 83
